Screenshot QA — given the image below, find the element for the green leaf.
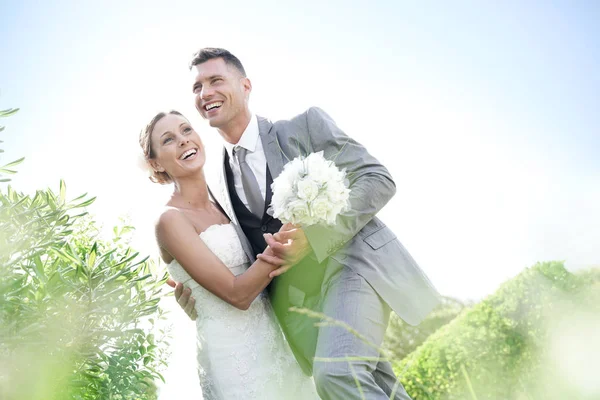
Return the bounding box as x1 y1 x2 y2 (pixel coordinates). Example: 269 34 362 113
87 242 98 269
32 255 48 283
45 191 57 211
73 196 96 208
155 371 166 383
50 247 82 266
1 157 25 170
131 273 152 282
59 179 66 203
69 192 89 202
0 108 20 117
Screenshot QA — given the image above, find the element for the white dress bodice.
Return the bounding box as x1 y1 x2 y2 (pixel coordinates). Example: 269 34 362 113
167 223 318 399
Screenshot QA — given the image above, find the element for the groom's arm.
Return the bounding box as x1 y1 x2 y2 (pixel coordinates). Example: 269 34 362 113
260 107 396 267
166 278 198 320
301 107 396 263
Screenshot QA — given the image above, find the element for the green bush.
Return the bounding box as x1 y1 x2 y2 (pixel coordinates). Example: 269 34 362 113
0 182 169 399
0 102 170 399
383 297 469 363
394 261 600 400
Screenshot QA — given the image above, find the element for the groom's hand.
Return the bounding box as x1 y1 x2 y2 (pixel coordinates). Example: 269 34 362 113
168 279 198 321
258 225 311 277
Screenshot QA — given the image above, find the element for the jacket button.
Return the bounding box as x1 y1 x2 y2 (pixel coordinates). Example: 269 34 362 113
261 225 268 232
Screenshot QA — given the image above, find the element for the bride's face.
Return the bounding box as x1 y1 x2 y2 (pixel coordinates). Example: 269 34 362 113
150 113 206 179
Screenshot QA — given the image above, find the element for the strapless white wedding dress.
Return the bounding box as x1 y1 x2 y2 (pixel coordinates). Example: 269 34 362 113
167 223 318 399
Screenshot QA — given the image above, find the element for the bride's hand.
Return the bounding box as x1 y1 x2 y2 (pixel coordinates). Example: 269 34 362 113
256 245 291 278
261 224 311 273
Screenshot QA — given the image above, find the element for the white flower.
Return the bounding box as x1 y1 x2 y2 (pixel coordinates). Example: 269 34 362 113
270 151 351 227
305 152 331 182
287 199 313 225
296 178 320 201
311 196 332 222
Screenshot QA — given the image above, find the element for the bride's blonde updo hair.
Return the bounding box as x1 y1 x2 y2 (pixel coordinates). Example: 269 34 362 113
139 110 184 184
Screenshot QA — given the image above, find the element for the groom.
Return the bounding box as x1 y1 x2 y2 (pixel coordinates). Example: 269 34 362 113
174 47 440 399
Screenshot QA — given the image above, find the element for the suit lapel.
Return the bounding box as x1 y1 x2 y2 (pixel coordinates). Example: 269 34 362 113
258 116 284 180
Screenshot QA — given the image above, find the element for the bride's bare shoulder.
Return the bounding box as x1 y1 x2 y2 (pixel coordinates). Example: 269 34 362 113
155 206 190 231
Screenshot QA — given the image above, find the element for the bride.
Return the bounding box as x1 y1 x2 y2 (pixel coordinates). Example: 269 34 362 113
139 110 318 399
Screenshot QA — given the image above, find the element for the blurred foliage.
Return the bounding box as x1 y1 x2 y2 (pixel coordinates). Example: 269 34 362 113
395 261 600 400
0 180 169 399
0 107 25 183
383 296 471 363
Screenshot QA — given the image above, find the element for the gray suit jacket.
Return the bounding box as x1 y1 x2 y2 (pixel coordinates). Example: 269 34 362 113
211 107 440 328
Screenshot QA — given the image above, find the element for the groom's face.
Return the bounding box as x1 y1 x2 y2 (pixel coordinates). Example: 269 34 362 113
192 58 251 130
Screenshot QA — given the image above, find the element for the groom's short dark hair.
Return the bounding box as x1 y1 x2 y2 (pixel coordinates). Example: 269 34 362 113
189 48 247 77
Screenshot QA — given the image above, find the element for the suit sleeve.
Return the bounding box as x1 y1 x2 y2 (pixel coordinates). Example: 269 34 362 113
302 107 396 263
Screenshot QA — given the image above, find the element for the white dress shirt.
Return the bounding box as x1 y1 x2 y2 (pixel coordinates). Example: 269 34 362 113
224 114 268 210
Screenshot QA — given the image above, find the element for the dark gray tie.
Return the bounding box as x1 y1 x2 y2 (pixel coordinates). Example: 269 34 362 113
234 146 264 217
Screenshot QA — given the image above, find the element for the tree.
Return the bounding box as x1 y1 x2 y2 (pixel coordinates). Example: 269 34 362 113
0 106 169 399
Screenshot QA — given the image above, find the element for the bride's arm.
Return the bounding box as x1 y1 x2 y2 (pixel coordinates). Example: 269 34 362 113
156 210 282 311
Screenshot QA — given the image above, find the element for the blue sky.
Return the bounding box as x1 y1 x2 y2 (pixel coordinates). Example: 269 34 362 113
2 0 599 295
2 0 599 397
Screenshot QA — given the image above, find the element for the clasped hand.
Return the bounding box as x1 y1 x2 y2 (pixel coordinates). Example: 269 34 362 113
169 223 310 321
258 223 311 278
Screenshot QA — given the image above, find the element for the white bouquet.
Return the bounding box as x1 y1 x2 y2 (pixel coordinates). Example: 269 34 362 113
270 151 350 226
